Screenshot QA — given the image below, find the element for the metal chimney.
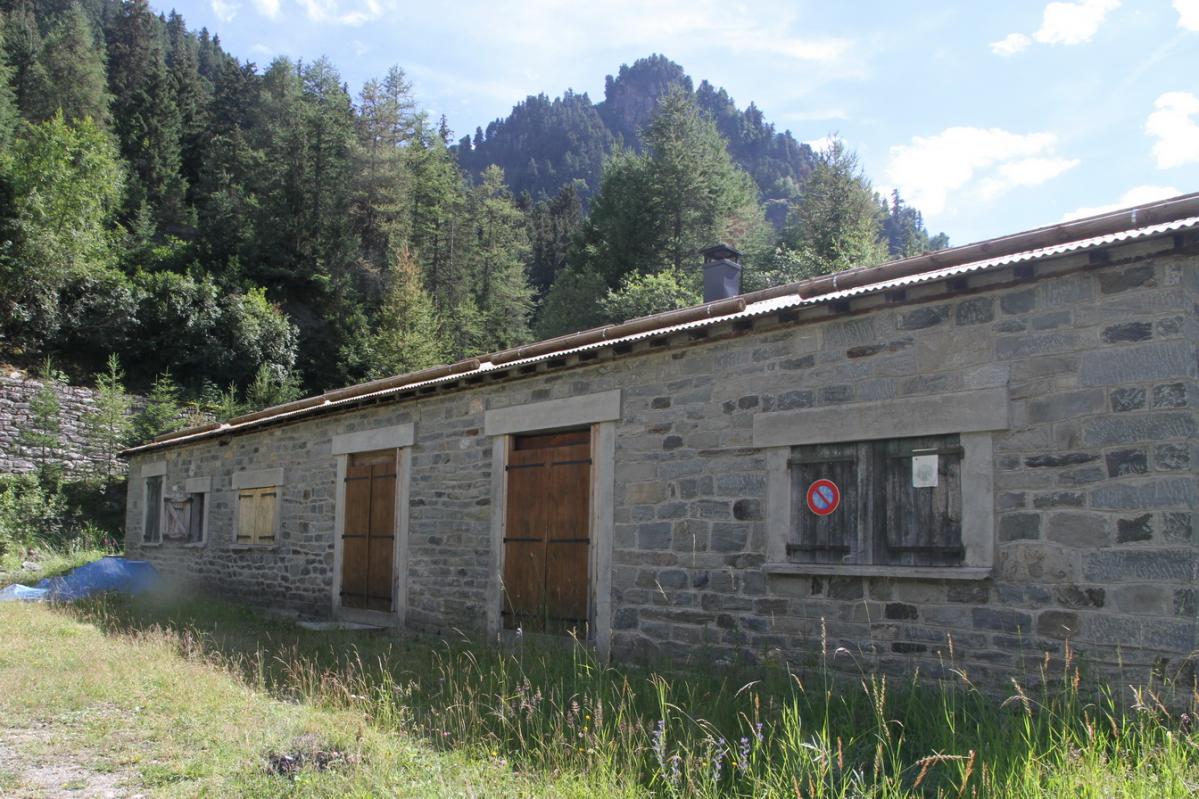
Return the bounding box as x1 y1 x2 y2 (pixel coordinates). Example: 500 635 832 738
701 243 743 302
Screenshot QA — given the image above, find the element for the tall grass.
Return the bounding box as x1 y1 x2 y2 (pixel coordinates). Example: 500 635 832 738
75 596 1199 798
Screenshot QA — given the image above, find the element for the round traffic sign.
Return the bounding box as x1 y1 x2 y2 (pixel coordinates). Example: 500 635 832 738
806 479 841 516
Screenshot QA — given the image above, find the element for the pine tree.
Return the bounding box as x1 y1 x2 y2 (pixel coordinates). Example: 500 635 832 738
527 181 583 295
132 372 182 442
781 137 887 276
639 88 765 274
107 0 187 227
0 15 18 149
19 359 66 488
26 4 112 126
468 165 534 353
557 87 767 329
883 189 949 259
243 363 303 411
365 246 446 377
353 65 416 277
1 0 42 118
82 353 132 487
407 118 470 318
165 10 211 192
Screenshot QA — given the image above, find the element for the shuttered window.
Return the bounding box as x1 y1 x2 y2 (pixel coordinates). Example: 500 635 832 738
237 486 277 546
789 434 963 568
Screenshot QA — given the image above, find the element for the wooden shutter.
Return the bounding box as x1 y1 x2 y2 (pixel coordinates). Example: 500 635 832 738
877 435 963 566
237 490 258 544
255 488 277 544
788 443 858 563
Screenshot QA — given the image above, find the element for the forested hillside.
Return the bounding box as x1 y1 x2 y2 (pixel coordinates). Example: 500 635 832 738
456 54 822 226
0 0 947 424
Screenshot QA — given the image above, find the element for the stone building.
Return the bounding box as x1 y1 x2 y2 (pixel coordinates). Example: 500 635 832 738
123 194 1199 688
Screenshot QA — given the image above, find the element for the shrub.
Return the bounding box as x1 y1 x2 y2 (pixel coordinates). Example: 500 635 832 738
0 474 69 556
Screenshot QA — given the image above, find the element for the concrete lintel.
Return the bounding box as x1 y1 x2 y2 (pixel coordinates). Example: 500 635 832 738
141 460 166 478
765 563 993 581
484 390 621 437
184 476 212 494
232 467 284 490
331 422 415 455
752 387 1009 448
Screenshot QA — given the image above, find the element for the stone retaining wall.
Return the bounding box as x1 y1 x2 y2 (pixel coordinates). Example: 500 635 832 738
0 369 127 478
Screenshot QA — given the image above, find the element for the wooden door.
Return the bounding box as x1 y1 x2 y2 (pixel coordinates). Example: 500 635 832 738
503 429 592 635
341 449 397 611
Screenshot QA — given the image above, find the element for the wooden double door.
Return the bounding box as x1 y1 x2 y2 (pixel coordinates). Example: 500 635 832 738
340 449 397 612
502 429 593 635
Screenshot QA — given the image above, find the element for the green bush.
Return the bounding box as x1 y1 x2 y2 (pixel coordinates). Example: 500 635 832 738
0 475 119 557
0 474 68 555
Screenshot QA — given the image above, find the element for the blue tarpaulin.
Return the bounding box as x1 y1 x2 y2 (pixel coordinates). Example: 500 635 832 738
0 556 159 602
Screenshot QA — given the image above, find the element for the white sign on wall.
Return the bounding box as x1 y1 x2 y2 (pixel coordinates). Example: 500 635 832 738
912 454 939 488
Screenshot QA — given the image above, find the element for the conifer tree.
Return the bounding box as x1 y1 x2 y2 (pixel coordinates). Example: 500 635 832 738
1 0 42 117
365 246 446 377
107 0 187 226
0 15 17 149
165 10 211 191
407 118 469 317
26 4 112 126
82 353 132 487
354 65 416 276
469 165 534 352
132 372 182 442
19 359 65 488
780 137 887 276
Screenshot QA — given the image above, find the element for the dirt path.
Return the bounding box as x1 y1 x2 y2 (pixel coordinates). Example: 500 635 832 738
0 724 141 799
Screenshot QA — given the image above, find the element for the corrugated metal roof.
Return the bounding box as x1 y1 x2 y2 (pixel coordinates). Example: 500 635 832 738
123 213 1199 455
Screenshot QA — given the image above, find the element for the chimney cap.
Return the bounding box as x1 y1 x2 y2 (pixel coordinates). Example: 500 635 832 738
700 242 741 263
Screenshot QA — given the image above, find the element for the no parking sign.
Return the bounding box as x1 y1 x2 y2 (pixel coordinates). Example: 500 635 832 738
806 479 841 516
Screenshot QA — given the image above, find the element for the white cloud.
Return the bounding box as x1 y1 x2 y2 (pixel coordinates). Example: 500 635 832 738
300 0 395 26
1173 0 1199 30
886 127 1078 215
1061 185 1181 220
805 136 837 154
990 32 1031 56
1033 0 1120 44
990 0 1118 55
251 0 280 18
211 0 239 22
978 156 1081 198
1146 91 1199 168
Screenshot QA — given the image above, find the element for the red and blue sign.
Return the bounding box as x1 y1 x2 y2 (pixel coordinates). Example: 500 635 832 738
806 479 841 516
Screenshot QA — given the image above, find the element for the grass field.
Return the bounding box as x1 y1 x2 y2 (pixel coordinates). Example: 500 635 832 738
0 594 1196 797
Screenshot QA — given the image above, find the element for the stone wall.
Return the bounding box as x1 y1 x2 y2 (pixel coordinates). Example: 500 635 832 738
0 368 127 477
125 228 1199 690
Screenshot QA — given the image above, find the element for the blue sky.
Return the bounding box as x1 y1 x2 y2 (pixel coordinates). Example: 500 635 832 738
167 0 1197 245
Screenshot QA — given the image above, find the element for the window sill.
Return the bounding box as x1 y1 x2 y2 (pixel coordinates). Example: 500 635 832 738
182 542 207 549
764 563 992 581
228 544 279 552
140 541 162 548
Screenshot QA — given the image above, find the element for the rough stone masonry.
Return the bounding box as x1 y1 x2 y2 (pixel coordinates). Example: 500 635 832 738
0 368 125 477
124 223 1199 691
